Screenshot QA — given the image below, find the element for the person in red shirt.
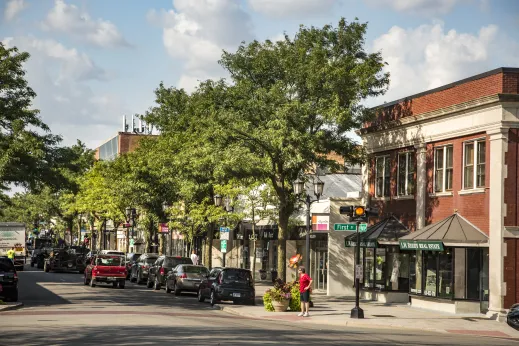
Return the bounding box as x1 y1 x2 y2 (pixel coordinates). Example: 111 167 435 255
298 266 312 317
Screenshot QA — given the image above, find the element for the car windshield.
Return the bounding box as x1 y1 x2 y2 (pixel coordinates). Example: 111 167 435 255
183 266 209 274
96 256 123 266
0 259 15 272
164 257 192 268
223 269 252 283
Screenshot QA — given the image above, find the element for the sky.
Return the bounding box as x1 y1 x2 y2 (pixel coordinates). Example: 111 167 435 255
1 0 519 150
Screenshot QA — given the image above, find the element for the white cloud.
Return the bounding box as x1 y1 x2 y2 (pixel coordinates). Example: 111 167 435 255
42 0 129 48
248 0 337 17
2 36 126 147
4 0 27 21
149 0 254 91
369 21 516 105
365 0 465 15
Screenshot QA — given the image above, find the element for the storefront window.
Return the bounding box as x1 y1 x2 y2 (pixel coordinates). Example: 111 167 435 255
454 248 466 299
364 248 375 288
424 252 438 297
410 251 422 294
375 248 386 289
438 250 453 298
467 248 481 300
386 248 410 291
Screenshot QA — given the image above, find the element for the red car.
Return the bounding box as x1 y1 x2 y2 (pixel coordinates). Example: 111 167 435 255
84 255 126 289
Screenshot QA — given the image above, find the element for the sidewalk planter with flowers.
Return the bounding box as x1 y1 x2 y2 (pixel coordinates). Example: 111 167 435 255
263 279 301 312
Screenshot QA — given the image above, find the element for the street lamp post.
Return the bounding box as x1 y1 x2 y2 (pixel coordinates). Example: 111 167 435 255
125 207 137 253
293 178 324 274
214 194 233 267
162 202 171 256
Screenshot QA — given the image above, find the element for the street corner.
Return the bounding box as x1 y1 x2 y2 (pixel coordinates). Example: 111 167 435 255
0 302 24 312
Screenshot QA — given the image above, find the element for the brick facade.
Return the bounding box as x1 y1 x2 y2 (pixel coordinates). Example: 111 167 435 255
94 132 157 160
363 67 519 311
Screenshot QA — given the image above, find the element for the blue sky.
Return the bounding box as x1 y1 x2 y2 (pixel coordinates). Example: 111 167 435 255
1 0 518 149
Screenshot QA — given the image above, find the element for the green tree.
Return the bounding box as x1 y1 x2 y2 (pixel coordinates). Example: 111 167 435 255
213 18 389 280
0 43 62 194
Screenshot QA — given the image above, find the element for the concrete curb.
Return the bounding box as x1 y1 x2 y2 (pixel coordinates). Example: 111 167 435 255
216 304 519 340
0 302 24 312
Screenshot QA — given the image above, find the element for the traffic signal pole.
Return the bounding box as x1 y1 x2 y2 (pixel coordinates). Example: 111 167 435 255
350 220 364 319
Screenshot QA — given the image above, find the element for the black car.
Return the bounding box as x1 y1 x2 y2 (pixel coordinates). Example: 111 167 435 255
0 256 18 302
507 303 519 330
147 256 192 290
129 253 158 284
125 253 141 279
198 268 255 306
44 247 86 273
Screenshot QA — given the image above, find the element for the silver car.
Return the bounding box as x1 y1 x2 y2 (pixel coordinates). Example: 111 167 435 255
165 264 209 295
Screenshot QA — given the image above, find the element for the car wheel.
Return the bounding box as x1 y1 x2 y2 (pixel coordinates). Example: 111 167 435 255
30 261 34 267
90 277 96 287
119 281 125 289
130 272 136 283
84 274 89 285
198 289 205 302
113 282 118 288
9 292 18 302
165 282 171 294
137 271 143 284
154 277 160 290
248 299 256 306
44 262 49 272
146 277 153 289
210 290 217 306
174 282 181 296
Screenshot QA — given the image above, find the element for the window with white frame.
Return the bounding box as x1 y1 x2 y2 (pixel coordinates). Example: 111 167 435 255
375 156 390 197
434 146 453 192
397 152 415 196
463 139 486 189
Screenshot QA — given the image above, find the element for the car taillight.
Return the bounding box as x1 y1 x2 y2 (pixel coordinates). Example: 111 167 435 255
142 265 148 269
160 267 165 275
179 273 187 279
13 273 18 282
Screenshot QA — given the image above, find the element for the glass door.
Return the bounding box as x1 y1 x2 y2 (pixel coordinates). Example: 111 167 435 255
312 248 328 291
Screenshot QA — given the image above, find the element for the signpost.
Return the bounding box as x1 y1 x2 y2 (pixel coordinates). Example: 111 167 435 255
220 227 230 265
220 227 230 240
221 240 227 253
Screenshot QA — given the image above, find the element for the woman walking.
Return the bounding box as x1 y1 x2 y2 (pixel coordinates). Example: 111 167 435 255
298 266 312 317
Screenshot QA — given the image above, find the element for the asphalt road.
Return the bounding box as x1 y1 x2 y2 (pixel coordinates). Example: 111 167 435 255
1 266 517 346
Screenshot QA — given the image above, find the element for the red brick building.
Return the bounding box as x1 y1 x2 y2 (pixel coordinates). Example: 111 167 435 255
94 132 155 160
360 67 519 316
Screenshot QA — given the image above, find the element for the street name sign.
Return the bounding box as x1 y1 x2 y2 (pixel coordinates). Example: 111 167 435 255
221 240 227 253
334 223 368 232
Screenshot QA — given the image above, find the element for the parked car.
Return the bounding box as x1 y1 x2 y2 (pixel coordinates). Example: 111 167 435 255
84 254 126 289
129 253 158 284
147 256 192 290
125 253 141 279
0 256 18 302
44 247 86 273
507 303 519 331
165 264 209 295
198 267 255 306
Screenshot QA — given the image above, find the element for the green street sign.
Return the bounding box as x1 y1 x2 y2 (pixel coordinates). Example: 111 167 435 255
129 239 135 246
399 240 444 251
334 223 357 231
345 239 377 248
334 223 368 232
221 240 227 253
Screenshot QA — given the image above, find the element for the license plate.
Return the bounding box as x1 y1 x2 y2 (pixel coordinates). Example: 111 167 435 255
232 293 241 298
108 277 116 281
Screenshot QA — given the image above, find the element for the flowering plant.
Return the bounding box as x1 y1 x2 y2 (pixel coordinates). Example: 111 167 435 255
265 278 292 302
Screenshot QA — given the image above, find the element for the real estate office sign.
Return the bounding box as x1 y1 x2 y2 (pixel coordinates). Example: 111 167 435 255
399 240 444 251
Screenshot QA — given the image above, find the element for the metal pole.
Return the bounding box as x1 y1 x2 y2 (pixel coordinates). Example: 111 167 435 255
305 195 311 272
351 220 364 318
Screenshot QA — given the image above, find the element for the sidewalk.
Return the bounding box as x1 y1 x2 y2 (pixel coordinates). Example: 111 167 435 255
217 284 519 340
0 302 23 312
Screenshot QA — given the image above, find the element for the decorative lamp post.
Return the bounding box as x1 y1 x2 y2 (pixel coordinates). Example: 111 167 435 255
293 177 324 273
162 202 171 255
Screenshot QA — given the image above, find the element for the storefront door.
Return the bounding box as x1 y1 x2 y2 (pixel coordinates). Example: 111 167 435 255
312 241 328 291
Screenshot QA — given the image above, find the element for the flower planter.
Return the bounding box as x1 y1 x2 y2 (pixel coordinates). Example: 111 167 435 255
271 299 290 312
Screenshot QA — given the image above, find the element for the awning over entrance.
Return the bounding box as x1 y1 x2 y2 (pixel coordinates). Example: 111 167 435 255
399 212 488 250
344 215 410 248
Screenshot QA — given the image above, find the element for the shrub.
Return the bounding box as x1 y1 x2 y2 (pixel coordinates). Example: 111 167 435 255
289 283 301 312
263 290 274 312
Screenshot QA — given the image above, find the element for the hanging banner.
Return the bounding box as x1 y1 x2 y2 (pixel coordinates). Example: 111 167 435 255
159 223 169 234
312 214 329 231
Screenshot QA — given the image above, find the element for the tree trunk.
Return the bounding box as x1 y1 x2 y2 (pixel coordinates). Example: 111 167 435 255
204 223 214 269
277 209 290 282
159 234 165 255
252 224 256 284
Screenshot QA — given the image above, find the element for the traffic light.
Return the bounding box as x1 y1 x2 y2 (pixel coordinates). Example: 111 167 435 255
340 206 353 214
354 206 366 218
